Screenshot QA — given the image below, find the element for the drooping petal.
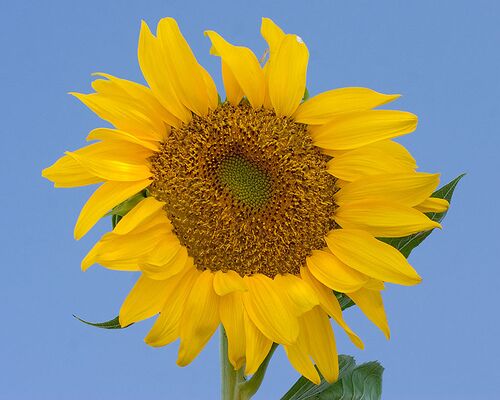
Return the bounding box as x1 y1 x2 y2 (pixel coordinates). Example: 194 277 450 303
348 288 390 339
415 197 450 213
306 250 368 293
334 172 440 207
119 274 169 326
300 266 363 349
325 229 422 285
274 273 319 315
309 110 417 150
74 179 150 240
112 197 166 235
284 337 320 385
205 30 265 108
294 87 400 125
220 292 246 369
177 270 220 366
243 274 299 345
267 34 309 117
300 307 339 383
213 270 247 296
326 140 417 181
138 20 192 123
244 312 273 376
145 265 199 347
335 201 441 237
156 18 216 116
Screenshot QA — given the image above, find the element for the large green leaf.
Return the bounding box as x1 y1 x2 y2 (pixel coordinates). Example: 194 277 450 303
280 356 383 400
73 315 131 330
381 173 464 257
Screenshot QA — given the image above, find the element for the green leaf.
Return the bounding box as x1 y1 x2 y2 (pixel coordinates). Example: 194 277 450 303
73 315 131 329
105 190 147 219
335 292 355 311
280 355 356 400
303 87 310 101
280 356 383 400
381 173 464 258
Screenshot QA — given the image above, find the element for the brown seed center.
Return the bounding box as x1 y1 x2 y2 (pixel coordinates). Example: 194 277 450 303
148 103 338 277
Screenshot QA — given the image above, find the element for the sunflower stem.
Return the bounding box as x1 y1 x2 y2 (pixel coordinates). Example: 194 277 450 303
236 343 277 399
220 328 277 400
220 327 238 400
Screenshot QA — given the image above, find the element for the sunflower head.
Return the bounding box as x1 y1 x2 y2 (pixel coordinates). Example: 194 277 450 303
42 17 448 384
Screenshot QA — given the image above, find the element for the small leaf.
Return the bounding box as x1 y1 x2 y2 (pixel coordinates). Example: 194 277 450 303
280 355 356 400
303 87 310 101
73 315 131 330
381 173 464 257
336 292 355 311
105 190 147 219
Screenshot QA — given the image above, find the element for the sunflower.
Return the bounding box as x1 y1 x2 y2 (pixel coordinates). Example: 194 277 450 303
42 17 449 384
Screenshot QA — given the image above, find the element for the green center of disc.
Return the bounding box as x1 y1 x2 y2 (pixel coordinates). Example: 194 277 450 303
218 154 272 208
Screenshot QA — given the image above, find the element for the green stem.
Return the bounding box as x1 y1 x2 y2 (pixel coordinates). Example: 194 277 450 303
220 328 277 400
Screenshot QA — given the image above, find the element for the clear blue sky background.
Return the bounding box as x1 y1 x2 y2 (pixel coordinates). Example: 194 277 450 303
1 1 498 399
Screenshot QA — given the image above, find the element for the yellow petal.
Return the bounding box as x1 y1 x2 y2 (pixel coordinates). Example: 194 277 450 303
274 273 319 316
325 229 422 285
90 73 180 131
87 128 159 151
205 30 265 109
284 338 320 385
119 274 169 326
112 197 166 235
221 60 244 105
268 34 309 117
364 278 385 291
145 265 199 347
71 92 167 142
335 201 441 237
306 250 368 293
220 292 246 369
348 288 390 339
82 225 172 271
142 246 189 281
156 18 215 116
65 150 152 182
300 266 364 349
75 179 150 240
415 197 450 213
310 110 417 150
300 307 339 383
294 87 400 125
261 17 285 56
213 270 247 296
42 153 103 188
138 20 192 123
335 172 440 207
177 270 220 366
243 274 299 345
243 312 273 376
326 140 417 181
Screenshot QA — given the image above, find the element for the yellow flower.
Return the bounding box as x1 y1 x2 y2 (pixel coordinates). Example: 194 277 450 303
42 17 449 384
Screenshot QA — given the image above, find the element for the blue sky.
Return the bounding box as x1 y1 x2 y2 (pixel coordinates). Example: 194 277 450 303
1 1 498 399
